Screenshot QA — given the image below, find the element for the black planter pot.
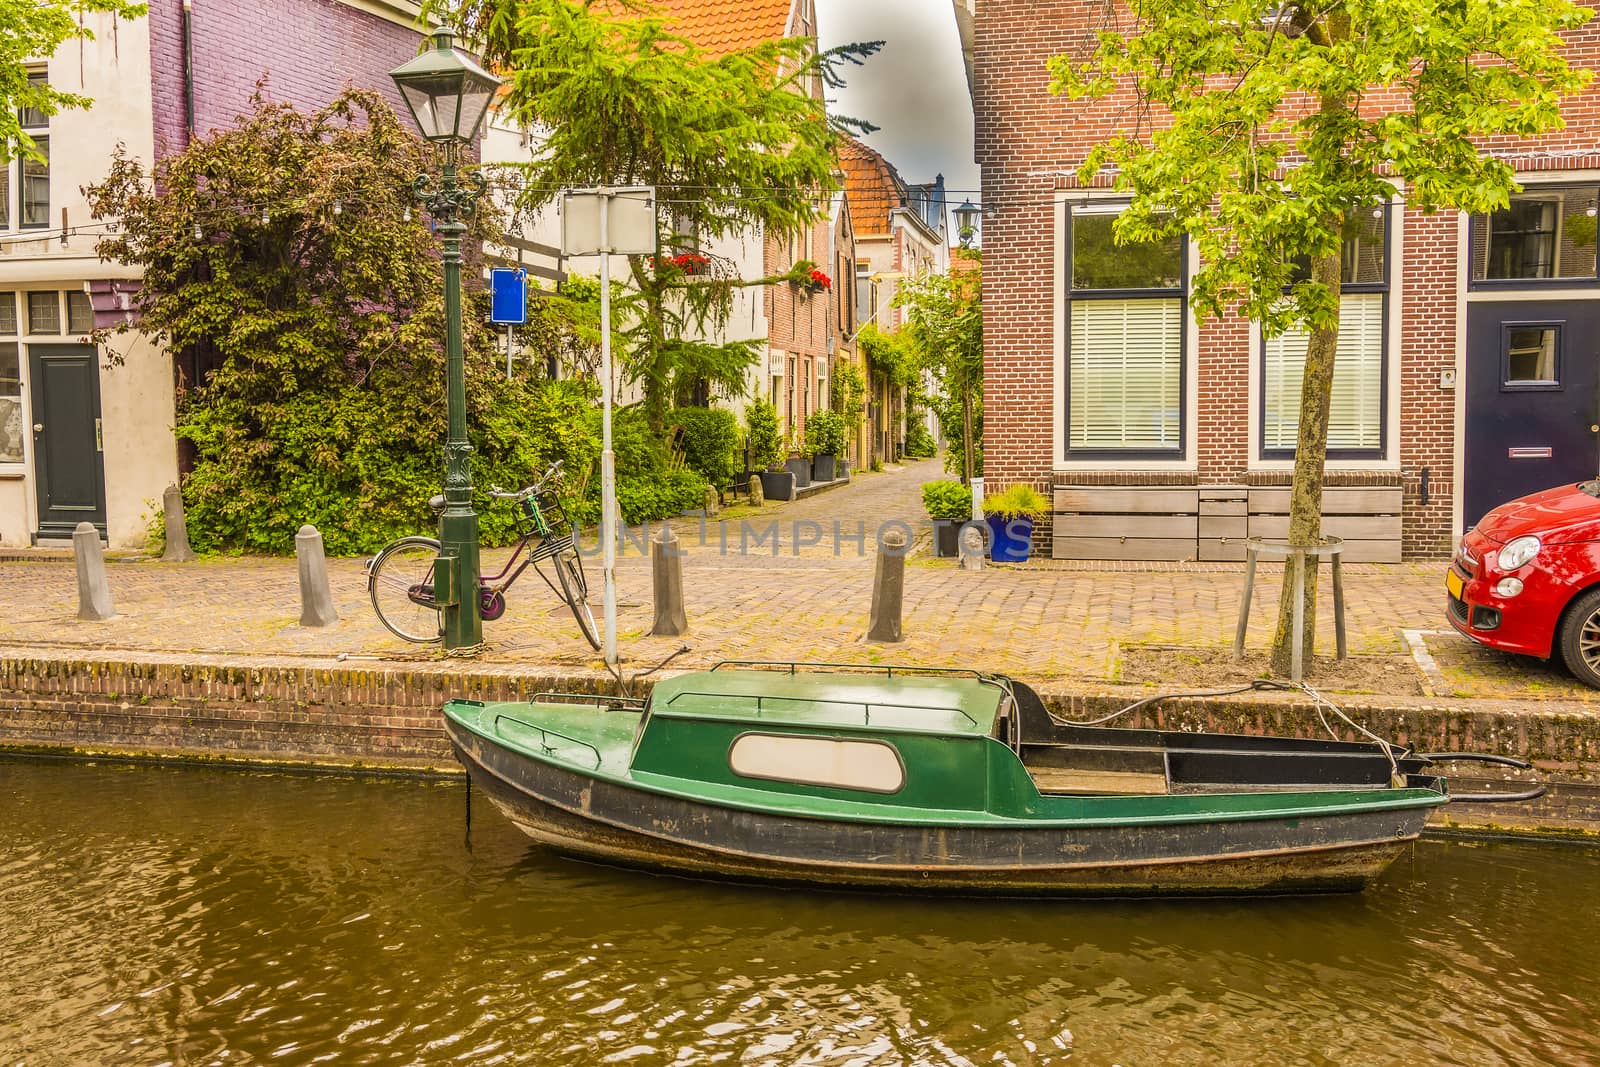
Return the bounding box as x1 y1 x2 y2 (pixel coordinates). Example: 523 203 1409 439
785 456 812 488
813 454 837 482
932 520 961 558
758 469 796 501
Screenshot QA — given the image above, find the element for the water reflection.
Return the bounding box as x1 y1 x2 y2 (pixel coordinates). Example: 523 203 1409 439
2 757 1596 1065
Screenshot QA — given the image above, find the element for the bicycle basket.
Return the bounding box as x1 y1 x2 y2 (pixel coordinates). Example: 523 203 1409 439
534 488 568 535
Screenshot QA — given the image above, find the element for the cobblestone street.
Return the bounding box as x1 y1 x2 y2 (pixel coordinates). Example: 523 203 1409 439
0 458 1589 702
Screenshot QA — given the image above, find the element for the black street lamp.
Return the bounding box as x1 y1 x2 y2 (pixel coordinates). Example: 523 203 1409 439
954 199 980 249
389 26 498 650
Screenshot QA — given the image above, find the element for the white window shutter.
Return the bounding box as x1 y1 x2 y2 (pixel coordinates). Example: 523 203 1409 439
1068 298 1183 450
1262 293 1384 452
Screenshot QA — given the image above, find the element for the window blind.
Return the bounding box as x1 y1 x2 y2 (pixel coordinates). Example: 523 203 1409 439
1068 298 1183 451
1262 292 1384 452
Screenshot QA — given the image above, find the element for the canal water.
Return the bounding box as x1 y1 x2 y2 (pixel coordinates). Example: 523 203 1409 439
3 757 1597 1066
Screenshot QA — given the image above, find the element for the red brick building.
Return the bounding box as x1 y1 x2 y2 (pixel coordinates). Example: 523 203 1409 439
955 0 1600 562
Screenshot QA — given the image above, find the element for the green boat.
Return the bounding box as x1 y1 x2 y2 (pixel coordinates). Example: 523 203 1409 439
443 662 1541 896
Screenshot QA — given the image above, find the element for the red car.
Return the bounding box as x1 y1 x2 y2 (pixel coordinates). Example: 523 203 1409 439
1449 480 1600 687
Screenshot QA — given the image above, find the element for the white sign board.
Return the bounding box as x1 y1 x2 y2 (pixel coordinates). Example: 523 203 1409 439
561 187 657 256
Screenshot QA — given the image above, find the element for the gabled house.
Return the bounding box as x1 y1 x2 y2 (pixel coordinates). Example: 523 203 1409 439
838 136 948 465
955 0 1600 563
485 0 862 466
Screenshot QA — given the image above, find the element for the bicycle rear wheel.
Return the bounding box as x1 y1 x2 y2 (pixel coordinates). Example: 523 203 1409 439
553 546 600 651
368 536 444 643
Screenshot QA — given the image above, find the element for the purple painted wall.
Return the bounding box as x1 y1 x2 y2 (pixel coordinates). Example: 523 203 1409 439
149 0 427 157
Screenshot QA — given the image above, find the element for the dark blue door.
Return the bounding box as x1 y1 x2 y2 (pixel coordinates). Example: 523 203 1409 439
1464 302 1600 527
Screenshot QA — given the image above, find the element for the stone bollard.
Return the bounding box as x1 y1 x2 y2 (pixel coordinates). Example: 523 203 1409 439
866 528 907 643
747 474 765 507
161 484 196 562
650 525 689 636
74 521 114 621
296 524 339 627
959 523 986 571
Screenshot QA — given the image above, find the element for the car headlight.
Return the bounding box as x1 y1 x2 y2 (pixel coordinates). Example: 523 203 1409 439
1497 535 1541 571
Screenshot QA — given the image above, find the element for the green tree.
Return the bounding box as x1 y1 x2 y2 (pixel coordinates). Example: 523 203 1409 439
87 90 587 553
428 0 877 427
1050 0 1591 675
896 259 982 481
0 0 145 163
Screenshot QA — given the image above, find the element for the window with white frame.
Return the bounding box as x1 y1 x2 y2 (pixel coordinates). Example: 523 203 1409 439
3 72 50 231
0 289 95 465
0 293 20 463
1065 205 1186 456
1261 207 1388 457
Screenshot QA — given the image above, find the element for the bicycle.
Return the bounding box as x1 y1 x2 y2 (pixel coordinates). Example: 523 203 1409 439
365 460 600 650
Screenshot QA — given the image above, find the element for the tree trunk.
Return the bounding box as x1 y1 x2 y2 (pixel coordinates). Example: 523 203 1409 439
1268 241 1343 676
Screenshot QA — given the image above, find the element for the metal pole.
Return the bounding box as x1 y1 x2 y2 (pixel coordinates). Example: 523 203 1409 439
599 191 618 667
438 158 482 650
1332 549 1348 660
1233 545 1257 661
1291 548 1306 684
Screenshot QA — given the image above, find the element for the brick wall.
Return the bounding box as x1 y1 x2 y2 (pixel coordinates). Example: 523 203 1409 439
149 0 426 156
764 214 835 440
0 651 618 768
972 0 1600 557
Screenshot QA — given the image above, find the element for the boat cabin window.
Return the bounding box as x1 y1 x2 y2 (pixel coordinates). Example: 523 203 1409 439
729 733 905 794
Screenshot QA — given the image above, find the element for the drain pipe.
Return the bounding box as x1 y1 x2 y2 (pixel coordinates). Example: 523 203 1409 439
1420 467 1430 507
180 0 195 144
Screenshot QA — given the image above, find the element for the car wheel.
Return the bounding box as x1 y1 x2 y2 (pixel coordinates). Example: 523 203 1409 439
1557 587 1600 688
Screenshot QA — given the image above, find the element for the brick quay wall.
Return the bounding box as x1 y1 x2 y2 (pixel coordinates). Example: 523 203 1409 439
2 647 1597 837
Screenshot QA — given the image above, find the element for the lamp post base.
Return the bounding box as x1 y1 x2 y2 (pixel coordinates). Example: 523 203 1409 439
440 509 482 649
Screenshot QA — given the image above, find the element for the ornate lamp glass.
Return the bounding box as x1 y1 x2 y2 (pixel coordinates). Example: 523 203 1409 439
388 26 498 145
954 199 980 248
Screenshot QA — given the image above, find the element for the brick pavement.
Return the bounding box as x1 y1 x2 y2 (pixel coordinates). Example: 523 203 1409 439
0 458 1589 702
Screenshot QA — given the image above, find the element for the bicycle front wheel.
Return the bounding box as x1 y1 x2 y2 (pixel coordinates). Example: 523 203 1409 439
368 536 444 643
553 547 601 651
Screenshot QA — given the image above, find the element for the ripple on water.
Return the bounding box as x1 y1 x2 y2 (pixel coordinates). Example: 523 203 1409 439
3 759 1598 1065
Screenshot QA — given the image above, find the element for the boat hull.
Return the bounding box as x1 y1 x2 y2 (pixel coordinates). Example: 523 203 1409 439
448 722 1433 897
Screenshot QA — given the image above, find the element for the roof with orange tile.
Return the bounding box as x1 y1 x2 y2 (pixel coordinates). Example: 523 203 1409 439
648 0 794 57
836 136 907 236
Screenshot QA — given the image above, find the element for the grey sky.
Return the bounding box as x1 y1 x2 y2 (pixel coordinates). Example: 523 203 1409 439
815 0 980 231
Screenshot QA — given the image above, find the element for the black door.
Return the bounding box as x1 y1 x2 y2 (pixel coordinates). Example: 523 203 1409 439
29 343 106 539
1463 302 1600 527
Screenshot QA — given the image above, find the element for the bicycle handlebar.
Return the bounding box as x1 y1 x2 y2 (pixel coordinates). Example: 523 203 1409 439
488 460 564 501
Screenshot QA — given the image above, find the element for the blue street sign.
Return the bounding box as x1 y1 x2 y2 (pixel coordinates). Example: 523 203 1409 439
490 267 527 325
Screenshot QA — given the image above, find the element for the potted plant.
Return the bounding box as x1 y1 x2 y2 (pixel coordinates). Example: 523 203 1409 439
981 484 1049 562
806 411 846 483
922 480 972 558
746 399 792 501
784 427 813 488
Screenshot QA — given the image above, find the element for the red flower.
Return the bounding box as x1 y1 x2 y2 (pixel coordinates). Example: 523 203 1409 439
807 268 831 290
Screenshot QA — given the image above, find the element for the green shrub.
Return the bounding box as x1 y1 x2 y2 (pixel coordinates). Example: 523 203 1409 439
981 484 1049 520
804 410 846 457
922 480 971 521
671 406 739 488
746 398 784 470
602 408 709 523
905 419 937 458
615 467 708 523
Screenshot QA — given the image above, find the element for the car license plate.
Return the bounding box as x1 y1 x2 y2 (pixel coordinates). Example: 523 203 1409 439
1445 570 1464 600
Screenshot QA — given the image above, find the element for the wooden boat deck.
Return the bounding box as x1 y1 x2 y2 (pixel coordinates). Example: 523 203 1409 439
1029 767 1171 796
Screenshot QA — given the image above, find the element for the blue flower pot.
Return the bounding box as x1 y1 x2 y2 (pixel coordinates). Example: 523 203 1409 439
986 513 1034 562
